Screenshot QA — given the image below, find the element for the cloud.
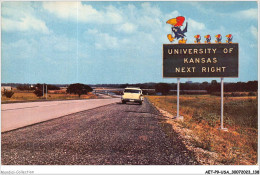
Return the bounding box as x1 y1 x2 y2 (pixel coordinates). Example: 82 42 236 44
184 18 207 42
249 44 257 48
2 39 38 60
234 8 258 20
2 2 49 33
2 16 49 34
2 2 34 18
250 26 258 38
189 2 258 20
96 33 119 49
86 29 120 49
83 2 168 50
87 29 98 35
42 2 122 24
165 10 180 20
105 5 123 24
141 2 161 17
3 34 79 61
188 18 206 31
184 21 232 45
187 2 215 15
117 22 137 33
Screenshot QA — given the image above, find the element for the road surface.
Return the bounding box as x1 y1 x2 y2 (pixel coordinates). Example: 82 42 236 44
1 98 120 132
1 99 198 165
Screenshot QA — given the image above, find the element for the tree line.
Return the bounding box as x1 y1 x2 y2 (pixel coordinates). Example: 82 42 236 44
2 81 257 98
2 83 93 99
151 81 257 95
16 84 61 91
118 80 258 94
3 81 257 92
33 83 93 98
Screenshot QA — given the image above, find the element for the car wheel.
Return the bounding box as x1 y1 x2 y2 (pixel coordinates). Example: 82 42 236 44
122 100 126 104
139 101 142 105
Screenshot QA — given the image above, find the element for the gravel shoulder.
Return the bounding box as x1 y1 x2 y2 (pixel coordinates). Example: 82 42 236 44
2 99 198 165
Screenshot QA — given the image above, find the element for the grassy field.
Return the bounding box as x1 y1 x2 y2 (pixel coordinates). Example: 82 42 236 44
1 91 97 103
147 95 258 165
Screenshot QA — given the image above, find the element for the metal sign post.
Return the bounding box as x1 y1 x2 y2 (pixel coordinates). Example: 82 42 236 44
219 78 228 131
177 78 180 117
46 85 48 99
43 84 44 98
174 78 183 120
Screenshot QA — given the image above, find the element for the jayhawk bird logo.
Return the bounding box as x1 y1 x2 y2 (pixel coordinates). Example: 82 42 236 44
194 35 201 44
204 35 211 44
215 34 222 43
166 16 188 44
226 34 233 43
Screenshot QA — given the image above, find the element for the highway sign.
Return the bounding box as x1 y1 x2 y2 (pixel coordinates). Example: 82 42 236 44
163 43 238 78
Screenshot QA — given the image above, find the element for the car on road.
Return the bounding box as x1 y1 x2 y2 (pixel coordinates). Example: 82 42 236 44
121 87 144 105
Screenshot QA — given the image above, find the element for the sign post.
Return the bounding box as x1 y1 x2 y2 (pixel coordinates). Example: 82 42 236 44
43 84 44 98
46 84 48 99
177 78 180 118
220 78 228 131
175 78 183 120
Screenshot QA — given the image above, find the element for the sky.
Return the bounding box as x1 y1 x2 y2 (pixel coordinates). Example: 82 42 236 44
1 1 258 84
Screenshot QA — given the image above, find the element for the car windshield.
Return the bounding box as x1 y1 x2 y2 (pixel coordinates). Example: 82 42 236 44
124 89 141 94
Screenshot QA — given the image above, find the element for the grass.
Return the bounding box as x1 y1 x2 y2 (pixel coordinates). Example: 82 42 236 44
1 91 97 103
147 95 258 165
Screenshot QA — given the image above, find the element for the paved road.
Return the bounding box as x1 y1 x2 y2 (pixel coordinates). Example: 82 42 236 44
1 98 120 132
1 99 198 165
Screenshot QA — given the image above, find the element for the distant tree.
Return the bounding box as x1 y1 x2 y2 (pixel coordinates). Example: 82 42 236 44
182 82 191 90
155 83 171 95
67 83 93 97
35 84 43 90
2 89 14 98
17 84 32 91
46 85 60 90
206 80 220 93
211 80 218 85
34 84 60 91
197 81 209 90
202 81 209 85
34 89 43 98
247 81 258 92
119 84 129 88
